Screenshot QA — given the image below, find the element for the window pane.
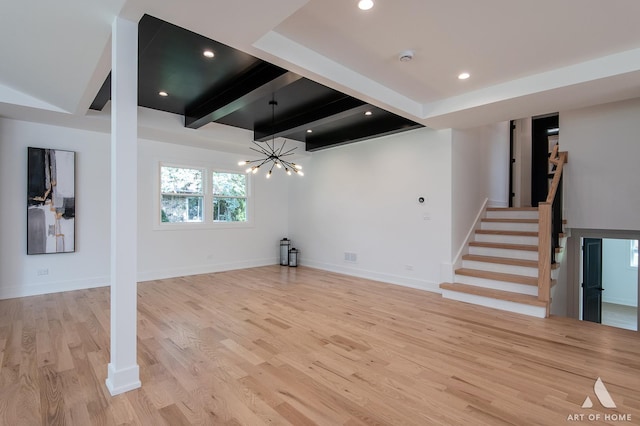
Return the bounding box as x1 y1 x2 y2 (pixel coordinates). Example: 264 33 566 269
161 195 203 222
161 166 203 194
632 240 638 268
213 172 246 197
213 197 246 222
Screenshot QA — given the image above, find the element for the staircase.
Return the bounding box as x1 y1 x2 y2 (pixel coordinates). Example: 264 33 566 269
440 207 560 318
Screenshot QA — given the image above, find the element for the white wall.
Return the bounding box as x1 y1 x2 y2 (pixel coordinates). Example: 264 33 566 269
0 118 289 298
451 122 509 259
288 127 453 292
137 139 289 281
0 118 111 298
561 98 640 230
602 238 638 306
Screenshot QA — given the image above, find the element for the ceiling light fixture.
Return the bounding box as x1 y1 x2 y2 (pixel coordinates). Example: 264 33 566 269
203 50 214 58
458 72 470 80
306 129 313 133
358 0 374 10
158 91 168 97
238 100 303 178
364 111 373 116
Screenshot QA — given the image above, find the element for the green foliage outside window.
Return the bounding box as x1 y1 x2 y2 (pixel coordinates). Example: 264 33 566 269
213 172 247 222
160 166 204 223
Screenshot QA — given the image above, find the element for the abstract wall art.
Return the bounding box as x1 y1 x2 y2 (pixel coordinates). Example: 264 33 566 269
27 147 76 254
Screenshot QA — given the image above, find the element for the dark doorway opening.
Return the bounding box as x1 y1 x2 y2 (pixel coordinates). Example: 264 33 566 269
531 114 559 207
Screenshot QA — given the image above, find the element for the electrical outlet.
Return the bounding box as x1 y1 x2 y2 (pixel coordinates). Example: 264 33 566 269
344 252 357 263
37 268 49 276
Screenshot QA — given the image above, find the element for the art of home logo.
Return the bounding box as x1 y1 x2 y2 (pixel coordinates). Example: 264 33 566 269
566 377 632 422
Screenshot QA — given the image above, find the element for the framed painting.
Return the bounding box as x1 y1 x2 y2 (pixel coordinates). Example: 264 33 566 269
27 147 76 254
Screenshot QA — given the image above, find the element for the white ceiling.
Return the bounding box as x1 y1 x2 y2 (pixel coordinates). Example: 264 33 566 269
1 0 640 141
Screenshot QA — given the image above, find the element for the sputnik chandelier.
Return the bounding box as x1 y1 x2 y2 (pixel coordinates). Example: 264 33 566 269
238 100 304 178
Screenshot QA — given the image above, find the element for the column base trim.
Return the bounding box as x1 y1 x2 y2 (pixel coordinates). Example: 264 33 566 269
105 363 141 396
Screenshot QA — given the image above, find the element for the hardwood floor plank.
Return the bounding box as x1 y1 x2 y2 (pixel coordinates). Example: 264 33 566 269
0 265 639 425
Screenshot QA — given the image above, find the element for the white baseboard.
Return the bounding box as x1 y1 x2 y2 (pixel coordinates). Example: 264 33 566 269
602 297 638 307
0 276 109 300
1 258 280 299
137 257 279 282
301 259 441 294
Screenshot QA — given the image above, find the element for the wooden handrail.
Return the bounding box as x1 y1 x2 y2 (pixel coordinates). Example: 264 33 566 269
546 151 567 203
538 150 567 317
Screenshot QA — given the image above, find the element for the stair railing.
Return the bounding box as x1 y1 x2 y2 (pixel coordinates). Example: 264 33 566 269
538 146 568 317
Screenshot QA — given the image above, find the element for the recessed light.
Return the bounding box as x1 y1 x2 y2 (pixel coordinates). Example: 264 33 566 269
364 111 373 116
358 0 374 11
158 91 168 97
458 72 470 80
306 129 313 133
203 50 214 58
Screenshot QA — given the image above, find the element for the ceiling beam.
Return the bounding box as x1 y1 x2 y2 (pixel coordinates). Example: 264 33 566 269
185 63 301 129
305 117 423 151
254 97 368 141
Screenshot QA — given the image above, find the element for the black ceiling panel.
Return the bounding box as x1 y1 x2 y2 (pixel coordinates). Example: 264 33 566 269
90 14 422 150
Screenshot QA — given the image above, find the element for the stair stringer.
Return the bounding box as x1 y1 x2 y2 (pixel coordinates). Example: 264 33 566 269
450 198 489 280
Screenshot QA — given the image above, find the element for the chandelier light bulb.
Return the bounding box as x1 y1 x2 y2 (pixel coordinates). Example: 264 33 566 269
297 171 304 176
237 100 306 178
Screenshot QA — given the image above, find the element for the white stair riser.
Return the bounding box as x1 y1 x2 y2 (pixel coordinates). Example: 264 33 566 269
481 222 538 232
486 210 539 220
454 274 538 295
475 234 538 245
462 260 538 277
441 290 546 318
469 246 538 261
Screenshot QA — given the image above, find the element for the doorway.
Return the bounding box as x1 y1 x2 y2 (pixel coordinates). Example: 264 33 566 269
531 114 559 207
570 231 640 331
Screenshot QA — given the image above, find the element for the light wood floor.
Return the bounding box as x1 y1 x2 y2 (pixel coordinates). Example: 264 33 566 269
1 266 639 425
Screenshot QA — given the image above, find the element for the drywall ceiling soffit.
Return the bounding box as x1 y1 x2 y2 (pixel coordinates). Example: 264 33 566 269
2 0 640 139
266 0 640 128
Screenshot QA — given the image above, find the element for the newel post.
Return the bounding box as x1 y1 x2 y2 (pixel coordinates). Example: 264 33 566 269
538 202 552 317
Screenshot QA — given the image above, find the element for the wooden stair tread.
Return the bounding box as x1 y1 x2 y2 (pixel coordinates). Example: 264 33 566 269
440 282 547 307
462 254 537 268
463 254 560 270
482 218 538 223
469 241 539 251
486 207 538 211
475 230 538 237
455 268 538 286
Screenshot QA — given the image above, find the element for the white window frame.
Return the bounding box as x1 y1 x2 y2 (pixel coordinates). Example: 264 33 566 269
159 164 205 224
155 161 253 230
631 240 638 268
212 171 249 223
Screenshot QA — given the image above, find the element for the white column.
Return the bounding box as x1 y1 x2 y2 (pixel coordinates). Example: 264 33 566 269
106 16 141 396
